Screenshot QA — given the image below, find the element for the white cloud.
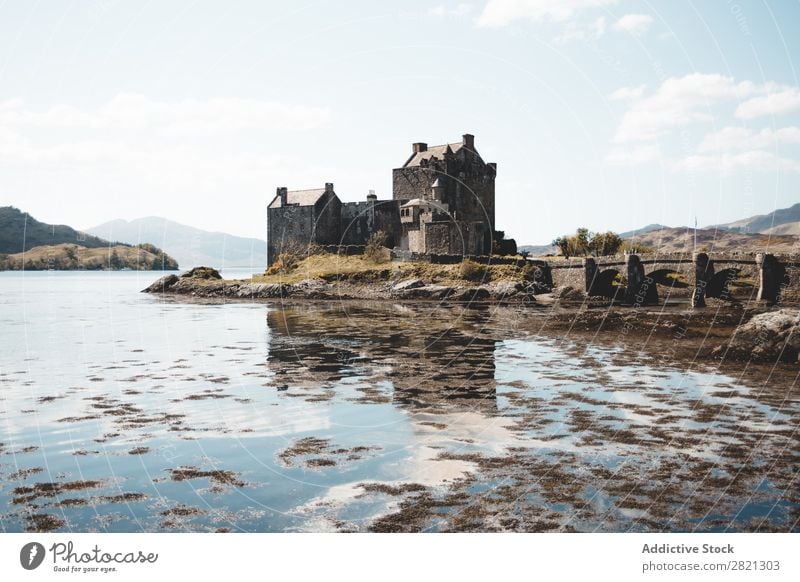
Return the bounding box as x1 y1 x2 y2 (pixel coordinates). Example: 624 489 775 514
609 84 645 101
554 16 606 43
676 150 800 174
613 73 759 143
430 3 472 18
698 126 800 152
735 88 800 119
0 94 331 134
605 144 661 165
607 74 800 175
0 94 342 238
476 0 617 27
613 13 653 35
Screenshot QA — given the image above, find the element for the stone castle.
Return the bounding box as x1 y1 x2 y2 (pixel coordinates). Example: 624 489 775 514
267 133 508 265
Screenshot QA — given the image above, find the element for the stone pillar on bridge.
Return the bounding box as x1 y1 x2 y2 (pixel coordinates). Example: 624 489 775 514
692 252 713 308
624 254 644 305
583 257 597 295
756 253 781 304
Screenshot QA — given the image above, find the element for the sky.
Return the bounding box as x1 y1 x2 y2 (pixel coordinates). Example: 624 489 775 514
1 0 799 245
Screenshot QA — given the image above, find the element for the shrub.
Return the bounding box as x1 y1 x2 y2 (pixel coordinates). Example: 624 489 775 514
182 266 222 279
265 252 299 276
459 259 489 282
364 231 390 264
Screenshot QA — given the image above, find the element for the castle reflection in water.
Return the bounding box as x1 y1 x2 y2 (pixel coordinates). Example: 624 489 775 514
264 302 498 410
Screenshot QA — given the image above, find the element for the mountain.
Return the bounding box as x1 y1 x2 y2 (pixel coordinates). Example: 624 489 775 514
622 226 797 254
518 244 557 257
0 243 178 271
713 202 800 234
86 217 267 270
762 221 800 236
0 207 178 270
619 223 668 238
0 206 109 253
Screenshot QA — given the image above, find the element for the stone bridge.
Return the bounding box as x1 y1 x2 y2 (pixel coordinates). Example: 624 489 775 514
547 252 800 307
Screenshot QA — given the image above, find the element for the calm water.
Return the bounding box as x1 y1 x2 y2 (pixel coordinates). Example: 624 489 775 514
0 271 797 532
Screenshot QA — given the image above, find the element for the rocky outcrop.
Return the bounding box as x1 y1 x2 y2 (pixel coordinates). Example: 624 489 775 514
143 266 544 303
142 274 179 293
715 309 800 362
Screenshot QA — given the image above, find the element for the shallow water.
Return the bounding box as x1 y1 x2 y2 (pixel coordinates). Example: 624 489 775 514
0 271 797 532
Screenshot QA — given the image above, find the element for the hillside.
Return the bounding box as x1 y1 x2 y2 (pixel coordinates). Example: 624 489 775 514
619 223 668 238
87 217 267 270
0 243 178 271
518 244 557 256
0 206 109 253
625 226 797 254
762 221 800 236
713 202 800 234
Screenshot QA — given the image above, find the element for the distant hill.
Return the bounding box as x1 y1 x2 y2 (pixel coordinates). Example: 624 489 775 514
713 202 800 234
1 243 178 271
518 244 557 257
0 206 108 253
87 217 267 270
619 223 668 238
622 226 797 254
0 207 178 270
762 221 800 236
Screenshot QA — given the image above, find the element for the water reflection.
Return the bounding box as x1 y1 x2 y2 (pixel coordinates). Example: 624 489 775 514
266 303 498 410
0 273 797 532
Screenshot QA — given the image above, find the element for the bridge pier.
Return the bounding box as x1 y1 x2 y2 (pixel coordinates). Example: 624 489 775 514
625 254 645 305
756 253 781 304
692 252 713 308
583 257 597 295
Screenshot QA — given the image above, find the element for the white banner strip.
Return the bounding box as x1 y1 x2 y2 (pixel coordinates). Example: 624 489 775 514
0 533 797 581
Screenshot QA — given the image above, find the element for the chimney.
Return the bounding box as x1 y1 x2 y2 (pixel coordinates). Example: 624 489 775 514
277 186 288 205
367 189 377 202
462 134 474 150
413 142 427 153
325 182 334 193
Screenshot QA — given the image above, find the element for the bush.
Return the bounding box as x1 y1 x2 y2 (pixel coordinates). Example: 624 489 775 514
364 231 390 264
459 259 489 282
620 240 655 254
265 252 299 276
182 266 222 279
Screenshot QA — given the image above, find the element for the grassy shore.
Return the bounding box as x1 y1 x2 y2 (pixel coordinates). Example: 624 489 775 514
250 253 535 285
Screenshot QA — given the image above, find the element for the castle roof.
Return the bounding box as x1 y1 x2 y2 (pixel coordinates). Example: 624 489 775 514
403 142 464 167
268 188 328 208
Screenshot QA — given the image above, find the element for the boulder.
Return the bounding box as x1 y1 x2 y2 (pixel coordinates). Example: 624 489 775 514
553 286 585 301
141 274 178 293
235 283 290 298
716 309 800 362
452 287 491 302
399 285 453 299
487 281 522 299
392 278 425 291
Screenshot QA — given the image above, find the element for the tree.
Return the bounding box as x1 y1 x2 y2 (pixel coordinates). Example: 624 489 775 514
109 249 122 270
553 228 623 258
589 231 623 256
552 228 591 258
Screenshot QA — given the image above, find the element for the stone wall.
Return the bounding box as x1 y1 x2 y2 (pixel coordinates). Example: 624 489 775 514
339 199 403 247
312 193 342 246
392 166 429 202
267 205 314 265
422 220 486 256
781 265 800 304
